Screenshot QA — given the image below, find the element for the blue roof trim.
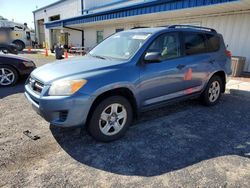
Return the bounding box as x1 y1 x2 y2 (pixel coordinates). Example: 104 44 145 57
45 0 238 29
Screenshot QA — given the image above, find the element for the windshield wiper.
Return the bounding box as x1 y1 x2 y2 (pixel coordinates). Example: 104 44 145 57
91 54 106 60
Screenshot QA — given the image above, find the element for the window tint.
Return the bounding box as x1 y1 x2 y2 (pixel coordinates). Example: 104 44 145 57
147 33 180 60
184 33 206 55
206 34 220 52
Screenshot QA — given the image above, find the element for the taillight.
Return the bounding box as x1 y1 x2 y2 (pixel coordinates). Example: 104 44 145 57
226 50 232 58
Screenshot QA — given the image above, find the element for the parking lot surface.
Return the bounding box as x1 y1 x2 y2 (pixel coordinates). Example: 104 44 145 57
0 54 250 187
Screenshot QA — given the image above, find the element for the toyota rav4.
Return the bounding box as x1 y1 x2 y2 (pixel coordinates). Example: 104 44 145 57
25 25 232 142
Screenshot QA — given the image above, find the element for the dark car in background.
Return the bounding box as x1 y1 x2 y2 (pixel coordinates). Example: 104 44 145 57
0 43 18 55
0 54 36 86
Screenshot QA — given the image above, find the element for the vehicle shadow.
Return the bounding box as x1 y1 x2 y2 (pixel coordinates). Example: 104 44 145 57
229 89 250 97
0 79 26 99
50 95 250 177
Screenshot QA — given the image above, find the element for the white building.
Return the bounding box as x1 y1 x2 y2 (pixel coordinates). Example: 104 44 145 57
33 0 250 72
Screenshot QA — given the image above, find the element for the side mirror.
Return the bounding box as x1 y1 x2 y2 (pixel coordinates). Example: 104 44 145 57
144 52 161 63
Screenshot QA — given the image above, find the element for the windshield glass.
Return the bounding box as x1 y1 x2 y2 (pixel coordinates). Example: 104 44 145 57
89 31 151 60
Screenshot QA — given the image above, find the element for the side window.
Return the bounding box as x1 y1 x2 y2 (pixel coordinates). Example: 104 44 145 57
147 33 180 60
184 33 207 55
26 32 31 40
206 34 220 52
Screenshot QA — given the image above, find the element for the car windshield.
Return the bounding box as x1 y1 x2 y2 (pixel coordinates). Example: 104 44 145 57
89 31 151 60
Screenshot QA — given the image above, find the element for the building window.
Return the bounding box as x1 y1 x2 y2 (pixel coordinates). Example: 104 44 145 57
49 15 60 21
116 28 124 33
96 30 104 44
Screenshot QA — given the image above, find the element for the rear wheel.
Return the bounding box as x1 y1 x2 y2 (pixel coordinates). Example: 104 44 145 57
0 65 19 86
88 96 133 142
13 40 25 51
201 75 223 106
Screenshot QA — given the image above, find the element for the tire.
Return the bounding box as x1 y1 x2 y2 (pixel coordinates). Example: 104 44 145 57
13 40 25 51
201 75 223 106
0 65 19 86
88 96 133 142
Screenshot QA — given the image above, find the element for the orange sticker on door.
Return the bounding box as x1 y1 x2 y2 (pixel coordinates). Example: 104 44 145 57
184 68 193 94
184 68 192 80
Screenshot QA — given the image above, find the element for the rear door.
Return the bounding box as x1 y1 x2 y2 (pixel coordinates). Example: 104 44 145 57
179 31 215 93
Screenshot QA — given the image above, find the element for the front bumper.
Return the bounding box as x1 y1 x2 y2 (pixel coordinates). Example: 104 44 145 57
24 84 93 127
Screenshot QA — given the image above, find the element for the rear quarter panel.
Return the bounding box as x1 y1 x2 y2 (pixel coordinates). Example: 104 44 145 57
214 34 232 75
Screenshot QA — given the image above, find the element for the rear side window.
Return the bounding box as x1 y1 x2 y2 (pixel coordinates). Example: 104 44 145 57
184 33 207 55
206 34 220 52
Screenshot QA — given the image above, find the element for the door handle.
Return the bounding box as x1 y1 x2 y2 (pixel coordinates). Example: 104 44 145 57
176 64 186 70
209 59 215 64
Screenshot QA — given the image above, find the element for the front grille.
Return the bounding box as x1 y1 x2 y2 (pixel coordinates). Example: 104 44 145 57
29 77 44 94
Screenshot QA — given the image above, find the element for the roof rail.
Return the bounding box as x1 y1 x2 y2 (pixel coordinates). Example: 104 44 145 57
168 25 217 33
131 26 149 29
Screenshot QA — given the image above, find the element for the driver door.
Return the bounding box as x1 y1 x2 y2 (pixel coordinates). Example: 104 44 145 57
138 32 188 107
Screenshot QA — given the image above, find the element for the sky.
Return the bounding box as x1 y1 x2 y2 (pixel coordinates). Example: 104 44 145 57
0 0 58 29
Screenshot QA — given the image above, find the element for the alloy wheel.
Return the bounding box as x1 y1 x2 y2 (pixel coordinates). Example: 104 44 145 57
208 80 220 102
0 68 15 86
99 103 127 136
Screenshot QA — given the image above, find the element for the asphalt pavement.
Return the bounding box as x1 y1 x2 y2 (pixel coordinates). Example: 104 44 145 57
0 54 249 187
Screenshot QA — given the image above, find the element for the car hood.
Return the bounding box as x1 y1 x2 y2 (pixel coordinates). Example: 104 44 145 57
31 55 125 84
0 54 31 62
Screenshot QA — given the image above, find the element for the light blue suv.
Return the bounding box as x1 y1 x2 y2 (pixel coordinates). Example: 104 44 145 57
25 25 232 142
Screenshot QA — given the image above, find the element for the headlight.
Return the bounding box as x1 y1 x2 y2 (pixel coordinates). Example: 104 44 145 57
48 79 87 96
23 61 35 67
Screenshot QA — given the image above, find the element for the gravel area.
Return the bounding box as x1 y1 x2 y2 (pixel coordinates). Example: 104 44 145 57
0 54 250 187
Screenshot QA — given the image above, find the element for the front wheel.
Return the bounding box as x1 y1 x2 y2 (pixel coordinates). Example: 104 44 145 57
201 75 223 106
0 65 19 86
88 96 133 142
